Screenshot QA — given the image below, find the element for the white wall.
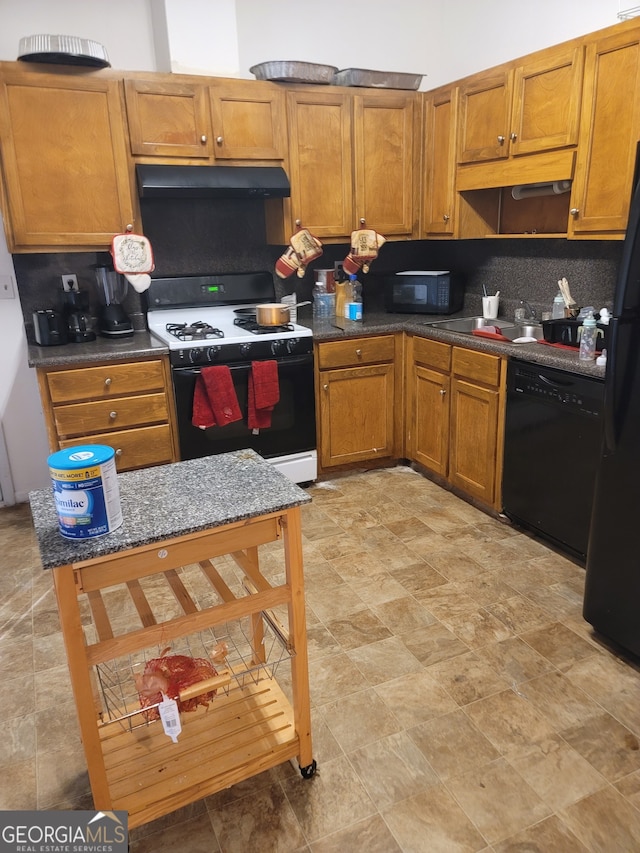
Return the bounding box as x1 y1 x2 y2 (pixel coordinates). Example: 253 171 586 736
0 215 50 503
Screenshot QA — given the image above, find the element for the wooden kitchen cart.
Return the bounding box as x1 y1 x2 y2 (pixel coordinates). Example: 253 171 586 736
28 450 315 829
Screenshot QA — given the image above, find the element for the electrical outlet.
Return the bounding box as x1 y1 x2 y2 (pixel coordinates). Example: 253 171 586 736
62 274 79 292
0 274 15 299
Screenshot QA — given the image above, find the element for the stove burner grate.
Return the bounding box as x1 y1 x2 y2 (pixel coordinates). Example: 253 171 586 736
166 321 224 342
233 317 295 335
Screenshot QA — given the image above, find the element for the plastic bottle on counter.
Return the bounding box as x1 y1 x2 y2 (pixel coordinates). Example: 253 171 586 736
552 291 565 319
345 274 362 320
579 310 598 361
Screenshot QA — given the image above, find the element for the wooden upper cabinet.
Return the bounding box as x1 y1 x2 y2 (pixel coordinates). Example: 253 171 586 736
569 27 640 237
353 91 418 237
422 86 458 237
458 43 584 165
286 89 353 238
458 69 513 164
209 80 286 160
124 78 213 159
0 68 135 251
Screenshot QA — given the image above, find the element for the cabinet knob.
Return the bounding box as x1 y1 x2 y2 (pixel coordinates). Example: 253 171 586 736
125 224 133 232
355 348 362 357
216 136 223 145
359 218 366 225
510 132 517 142
115 448 123 456
109 411 117 420
323 383 328 391
440 388 446 396
201 135 208 144
104 377 112 387
497 135 505 144
295 219 302 227
570 208 580 216
443 213 450 222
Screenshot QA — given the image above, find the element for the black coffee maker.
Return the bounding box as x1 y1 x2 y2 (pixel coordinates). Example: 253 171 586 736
94 264 134 338
62 289 96 343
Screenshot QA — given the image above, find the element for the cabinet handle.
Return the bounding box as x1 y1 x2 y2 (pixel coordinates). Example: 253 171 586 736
359 217 366 225
125 223 133 232
109 411 117 420
510 132 517 142
323 384 328 391
440 388 446 396
355 348 362 357
443 214 450 222
104 377 112 388
216 136 223 145
295 219 302 227
497 135 505 144
115 448 123 457
201 135 208 144
570 208 580 217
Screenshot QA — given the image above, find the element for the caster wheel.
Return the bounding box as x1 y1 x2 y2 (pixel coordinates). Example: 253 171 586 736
299 759 317 779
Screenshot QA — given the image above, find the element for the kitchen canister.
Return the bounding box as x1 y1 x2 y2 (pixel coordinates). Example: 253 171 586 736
48 444 123 539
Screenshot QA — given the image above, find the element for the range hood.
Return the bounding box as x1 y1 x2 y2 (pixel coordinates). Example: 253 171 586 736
136 164 290 199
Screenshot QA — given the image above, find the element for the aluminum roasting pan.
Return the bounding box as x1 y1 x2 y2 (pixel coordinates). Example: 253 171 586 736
18 34 110 67
249 61 338 84
333 68 423 90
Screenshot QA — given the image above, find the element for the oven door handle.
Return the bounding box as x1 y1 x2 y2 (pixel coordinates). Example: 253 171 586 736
177 354 313 376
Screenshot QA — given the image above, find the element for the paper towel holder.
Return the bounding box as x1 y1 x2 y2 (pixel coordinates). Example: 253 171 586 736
511 180 572 200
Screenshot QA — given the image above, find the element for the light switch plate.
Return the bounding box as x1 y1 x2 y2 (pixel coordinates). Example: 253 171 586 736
0 274 15 299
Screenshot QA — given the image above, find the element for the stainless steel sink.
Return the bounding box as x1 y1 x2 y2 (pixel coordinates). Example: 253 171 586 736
424 316 544 341
424 316 516 333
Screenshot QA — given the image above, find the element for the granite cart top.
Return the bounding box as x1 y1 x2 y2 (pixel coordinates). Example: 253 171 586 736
29 449 311 570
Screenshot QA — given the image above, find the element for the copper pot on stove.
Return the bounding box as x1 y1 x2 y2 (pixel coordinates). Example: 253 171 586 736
237 302 310 326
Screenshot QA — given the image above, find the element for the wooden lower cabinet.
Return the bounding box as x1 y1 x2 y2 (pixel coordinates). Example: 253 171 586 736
406 336 506 509
37 356 179 472
315 335 402 470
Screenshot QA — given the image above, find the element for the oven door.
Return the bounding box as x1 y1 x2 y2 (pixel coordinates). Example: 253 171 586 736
172 354 316 462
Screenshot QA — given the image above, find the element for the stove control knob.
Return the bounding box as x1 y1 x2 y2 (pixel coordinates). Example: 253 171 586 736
270 339 285 355
189 348 203 363
206 345 222 362
240 343 252 355
286 338 299 353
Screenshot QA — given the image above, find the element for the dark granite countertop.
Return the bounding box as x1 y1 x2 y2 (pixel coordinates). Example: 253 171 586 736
29 449 311 570
27 330 168 368
27 307 606 381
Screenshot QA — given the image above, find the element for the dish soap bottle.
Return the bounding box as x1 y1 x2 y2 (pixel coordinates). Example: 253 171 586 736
552 291 565 319
579 310 597 361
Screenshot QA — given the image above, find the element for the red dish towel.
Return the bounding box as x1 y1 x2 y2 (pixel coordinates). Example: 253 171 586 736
192 366 242 429
248 360 280 430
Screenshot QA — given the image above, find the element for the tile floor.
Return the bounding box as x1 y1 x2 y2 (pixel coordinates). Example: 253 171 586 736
4 465 640 851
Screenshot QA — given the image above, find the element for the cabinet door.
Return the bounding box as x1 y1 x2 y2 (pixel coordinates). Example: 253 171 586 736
510 44 584 157
569 27 640 237
319 364 395 467
209 80 286 160
410 363 450 475
458 69 513 164
0 71 135 250
286 90 353 238
449 378 499 504
353 91 418 236
124 78 213 159
423 87 458 237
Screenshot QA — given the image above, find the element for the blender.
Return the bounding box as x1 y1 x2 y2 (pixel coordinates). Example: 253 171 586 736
94 264 134 338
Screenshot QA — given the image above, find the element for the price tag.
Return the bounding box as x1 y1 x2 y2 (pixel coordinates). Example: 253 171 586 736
158 694 182 743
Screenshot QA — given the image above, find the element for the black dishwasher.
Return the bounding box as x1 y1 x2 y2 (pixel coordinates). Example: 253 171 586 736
502 359 604 563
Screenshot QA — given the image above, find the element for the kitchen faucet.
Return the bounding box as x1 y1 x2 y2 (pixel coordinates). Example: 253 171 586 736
517 300 538 322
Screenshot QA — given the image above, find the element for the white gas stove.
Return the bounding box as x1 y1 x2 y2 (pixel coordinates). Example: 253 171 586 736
146 272 317 484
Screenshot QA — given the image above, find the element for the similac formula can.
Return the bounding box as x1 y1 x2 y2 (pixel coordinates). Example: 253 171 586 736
48 445 123 539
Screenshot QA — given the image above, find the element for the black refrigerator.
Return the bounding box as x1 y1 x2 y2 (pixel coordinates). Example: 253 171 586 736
583 149 640 657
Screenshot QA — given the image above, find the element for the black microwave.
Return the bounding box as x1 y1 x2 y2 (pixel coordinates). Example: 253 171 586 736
384 271 465 314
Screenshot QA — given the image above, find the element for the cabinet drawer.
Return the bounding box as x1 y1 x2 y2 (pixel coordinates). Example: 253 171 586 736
413 336 451 372
317 335 395 369
452 347 501 386
53 393 169 437
59 424 174 472
47 360 166 403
